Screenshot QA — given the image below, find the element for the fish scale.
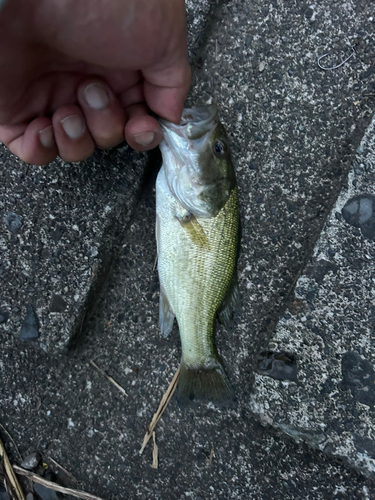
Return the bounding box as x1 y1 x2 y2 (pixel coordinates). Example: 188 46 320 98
183 193 237 358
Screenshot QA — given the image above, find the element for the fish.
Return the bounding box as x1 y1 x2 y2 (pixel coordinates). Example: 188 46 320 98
156 105 240 405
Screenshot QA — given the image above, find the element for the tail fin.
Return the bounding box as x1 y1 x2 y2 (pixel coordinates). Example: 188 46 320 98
177 359 235 407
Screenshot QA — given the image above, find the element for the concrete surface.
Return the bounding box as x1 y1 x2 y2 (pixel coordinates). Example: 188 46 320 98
185 0 375 477
1 178 374 500
250 113 375 479
1 0 375 498
0 146 148 353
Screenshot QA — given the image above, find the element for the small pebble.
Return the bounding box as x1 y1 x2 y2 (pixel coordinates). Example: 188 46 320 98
0 484 10 500
3 212 23 233
342 194 375 240
0 309 9 324
34 483 59 500
19 304 40 341
49 294 67 313
359 197 372 223
21 451 41 470
259 61 266 72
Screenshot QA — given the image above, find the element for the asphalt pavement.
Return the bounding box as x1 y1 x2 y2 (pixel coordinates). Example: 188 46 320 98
1 0 375 498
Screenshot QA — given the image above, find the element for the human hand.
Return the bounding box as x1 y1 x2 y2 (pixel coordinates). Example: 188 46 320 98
0 0 191 165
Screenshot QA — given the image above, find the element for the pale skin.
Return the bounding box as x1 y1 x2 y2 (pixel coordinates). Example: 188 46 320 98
0 0 191 165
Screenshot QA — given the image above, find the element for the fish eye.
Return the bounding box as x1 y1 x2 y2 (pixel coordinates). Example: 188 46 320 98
213 139 227 158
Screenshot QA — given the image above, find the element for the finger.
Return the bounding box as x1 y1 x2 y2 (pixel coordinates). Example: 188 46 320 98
124 103 163 151
52 105 95 162
119 79 144 109
143 56 191 124
0 118 58 165
77 79 126 149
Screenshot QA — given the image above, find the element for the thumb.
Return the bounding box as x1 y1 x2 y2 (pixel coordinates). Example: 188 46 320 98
143 57 191 124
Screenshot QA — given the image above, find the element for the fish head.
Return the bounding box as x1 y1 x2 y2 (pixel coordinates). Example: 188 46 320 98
159 105 236 217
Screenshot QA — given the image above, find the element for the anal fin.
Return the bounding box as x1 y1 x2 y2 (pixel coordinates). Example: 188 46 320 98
218 277 241 329
159 288 175 337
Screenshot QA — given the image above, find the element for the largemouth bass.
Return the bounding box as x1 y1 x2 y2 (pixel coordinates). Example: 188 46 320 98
156 105 239 405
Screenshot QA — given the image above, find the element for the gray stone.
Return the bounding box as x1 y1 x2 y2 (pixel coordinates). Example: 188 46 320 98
19 304 39 341
0 308 9 324
49 295 67 314
0 487 9 500
33 483 59 500
256 351 298 382
249 114 375 479
21 451 41 470
3 211 23 233
342 194 375 240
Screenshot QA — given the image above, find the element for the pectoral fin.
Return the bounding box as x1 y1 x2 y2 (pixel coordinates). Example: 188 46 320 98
218 276 241 328
177 213 210 249
159 288 175 337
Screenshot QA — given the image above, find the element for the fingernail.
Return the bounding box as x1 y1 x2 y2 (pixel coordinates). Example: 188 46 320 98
133 132 155 147
84 82 110 110
60 115 85 140
39 126 54 148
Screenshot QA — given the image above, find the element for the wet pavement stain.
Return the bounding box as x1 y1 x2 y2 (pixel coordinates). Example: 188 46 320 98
256 351 298 382
342 194 375 240
341 351 375 408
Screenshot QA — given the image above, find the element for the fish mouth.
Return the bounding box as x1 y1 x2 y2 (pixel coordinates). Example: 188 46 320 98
158 105 222 217
159 105 218 141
